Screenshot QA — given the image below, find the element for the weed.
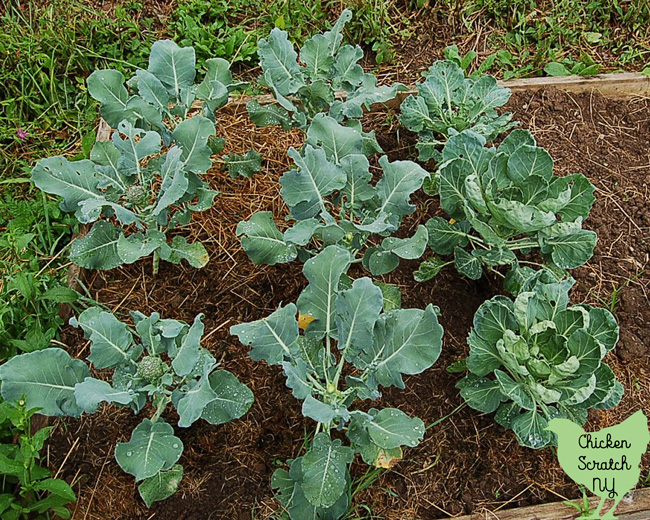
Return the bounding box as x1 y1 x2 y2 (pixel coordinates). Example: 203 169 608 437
0 400 76 519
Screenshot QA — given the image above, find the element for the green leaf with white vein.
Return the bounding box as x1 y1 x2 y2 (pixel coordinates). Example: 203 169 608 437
280 146 346 212
340 153 375 209
113 122 161 176
258 28 304 94
507 145 553 183
375 156 428 217
0 348 90 417
362 305 443 388
223 150 263 178
335 278 383 360
115 419 184 481
135 70 170 111
237 211 297 265
454 247 482 280
585 306 619 352
494 369 535 410
117 231 166 264
147 40 196 97
301 433 354 508
456 374 504 413
511 410 551 449
425 217 469 255
74 377 135 413
69 307 134 368
246 99 291 129
297 246 351 339
302 396 341 423
381 225 428 260
91 141 128 191
363 247 399 276
31 157 102 212
158 236 209 268
414 257 448 282
171 314 204 377
539 229 596 269
301 35 334 80
175 374 218 427
557 174 595 221
87 70 130 127
230 303 299 365
172 116 216 174
200 370 254 424
306 114 363 164
366 408 424 449
139 465 183 507
70 221 123 270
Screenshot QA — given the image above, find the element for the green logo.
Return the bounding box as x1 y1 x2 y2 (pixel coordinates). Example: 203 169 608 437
547 410 650 519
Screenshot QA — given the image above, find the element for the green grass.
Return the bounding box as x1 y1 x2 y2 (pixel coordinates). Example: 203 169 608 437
0 0 160 149
442 0 650 78
168 0 402 67
0 188 81 360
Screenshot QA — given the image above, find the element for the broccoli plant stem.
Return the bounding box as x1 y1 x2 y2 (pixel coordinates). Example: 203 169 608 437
153 250 160 275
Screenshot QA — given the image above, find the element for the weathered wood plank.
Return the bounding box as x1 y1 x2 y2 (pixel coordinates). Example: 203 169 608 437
437 487 650 520
501 72 650 99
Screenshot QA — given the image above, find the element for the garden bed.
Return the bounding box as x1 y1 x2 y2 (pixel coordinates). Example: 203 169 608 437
49 87 650 519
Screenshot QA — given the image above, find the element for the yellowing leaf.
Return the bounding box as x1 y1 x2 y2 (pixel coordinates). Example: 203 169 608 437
375 447 402 469
298 314 316 330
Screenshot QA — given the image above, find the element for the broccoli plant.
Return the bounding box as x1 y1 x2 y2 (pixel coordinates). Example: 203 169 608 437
231 246 443 519
400 58 515 161
31 40 255 273
246 9 404 155
415 129 597 282
0 308 253 507
237 115 430 276
455 268 622 449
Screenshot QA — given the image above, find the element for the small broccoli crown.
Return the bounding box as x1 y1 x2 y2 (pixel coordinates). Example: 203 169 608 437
137 356 167 383
125 185 149 207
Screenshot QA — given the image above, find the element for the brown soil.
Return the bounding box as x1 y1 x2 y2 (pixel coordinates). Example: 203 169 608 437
48 90 650 519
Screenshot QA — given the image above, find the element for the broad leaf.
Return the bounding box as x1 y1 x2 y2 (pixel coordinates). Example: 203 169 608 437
363 305 443 388
70 221 123 270
0 348 89 417
138 465 183 507
223 150 263 178
230 303 299 365
115 419 183 481
70 307 135 368
297 246 351 339
301 433 354 508
148 40 196 97
172 116 216 174
74 377 135 413
237 211 297 265
258 28 304 94
200 370 254 425
366 408 425 449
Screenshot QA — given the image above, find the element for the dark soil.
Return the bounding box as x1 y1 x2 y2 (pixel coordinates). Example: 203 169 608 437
48 89 650 519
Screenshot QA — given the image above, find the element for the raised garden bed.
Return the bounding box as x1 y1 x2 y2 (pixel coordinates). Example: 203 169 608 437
44 84 650 519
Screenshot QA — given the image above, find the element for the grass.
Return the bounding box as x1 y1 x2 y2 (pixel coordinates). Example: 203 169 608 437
0 187 80 360
440 0 650 78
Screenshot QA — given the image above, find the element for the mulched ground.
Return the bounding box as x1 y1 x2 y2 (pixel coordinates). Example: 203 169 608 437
48 88 650 519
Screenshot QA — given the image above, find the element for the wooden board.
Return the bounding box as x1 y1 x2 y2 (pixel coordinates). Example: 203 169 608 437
437 487 650 520
501 72 650 100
